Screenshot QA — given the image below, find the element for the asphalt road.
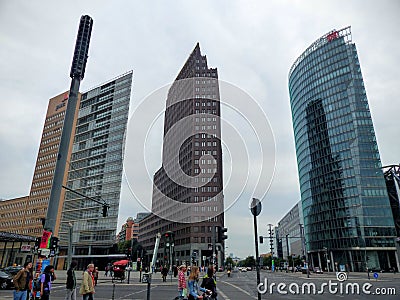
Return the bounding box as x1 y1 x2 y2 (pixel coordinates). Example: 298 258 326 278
1 270 399 299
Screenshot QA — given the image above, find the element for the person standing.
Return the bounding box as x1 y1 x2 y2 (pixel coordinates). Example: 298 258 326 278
13 261 32 300
40 265 56 300
201 266 217 299
65 261 78 300
79 264 95 300
93 267 99 286
177 265 187 299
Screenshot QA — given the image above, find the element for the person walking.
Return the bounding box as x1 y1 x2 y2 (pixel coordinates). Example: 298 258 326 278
40 265 56 300
188 266 211 300
161 265 168 282
177 265 187 299
65 261 78 300
13 261 32 300
201 266 217 299
79 264 95 300
93 267 99 286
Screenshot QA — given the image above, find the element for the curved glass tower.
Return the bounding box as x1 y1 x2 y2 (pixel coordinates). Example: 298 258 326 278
289 27 398 272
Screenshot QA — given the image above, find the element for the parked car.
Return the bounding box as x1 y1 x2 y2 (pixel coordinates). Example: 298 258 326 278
240 267 247 272
0 271 14 289
0 266 22 276
313 267 323 274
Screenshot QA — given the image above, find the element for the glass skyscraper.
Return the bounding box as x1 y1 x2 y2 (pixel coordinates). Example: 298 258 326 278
58 71 133 265
289 27 398 272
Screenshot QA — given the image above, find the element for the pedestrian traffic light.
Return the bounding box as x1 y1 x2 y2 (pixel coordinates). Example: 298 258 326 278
217 227 228 243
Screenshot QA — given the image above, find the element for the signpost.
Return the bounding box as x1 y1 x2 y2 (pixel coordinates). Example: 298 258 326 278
251 198 262 300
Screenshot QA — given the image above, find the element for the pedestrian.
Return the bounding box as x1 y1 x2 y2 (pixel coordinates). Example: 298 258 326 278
177 265 187 299
13 261 32 300
161 265 168 282
104 266 108 277
40 265 56 300
93 267 99 286
188 266 211 300
201 266 217 299
65 261 78 300
32 273 41 300
79 264 95 300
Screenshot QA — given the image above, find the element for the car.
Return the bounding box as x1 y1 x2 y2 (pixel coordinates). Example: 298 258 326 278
0 266 22 276
246 267 252 271
0 271 14 290
240 267 247 272
313 267 323 274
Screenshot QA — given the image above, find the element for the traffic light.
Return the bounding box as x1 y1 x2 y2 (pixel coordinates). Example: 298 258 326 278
49 237 59 249
34 237 41 253
217 227 228 243
102 205 108 217
259 236 264 244
164 231 174 247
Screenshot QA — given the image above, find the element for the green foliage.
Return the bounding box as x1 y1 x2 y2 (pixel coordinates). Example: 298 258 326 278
117 239 143 258
225 256 235 267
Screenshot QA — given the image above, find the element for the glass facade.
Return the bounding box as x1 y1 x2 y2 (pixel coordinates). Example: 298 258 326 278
289 27 397 271
58 71 133 253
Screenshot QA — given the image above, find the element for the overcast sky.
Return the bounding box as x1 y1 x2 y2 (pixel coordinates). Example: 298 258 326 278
1 0 399 259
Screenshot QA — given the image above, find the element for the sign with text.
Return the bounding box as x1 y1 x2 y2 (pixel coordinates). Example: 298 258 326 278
21 244 31 252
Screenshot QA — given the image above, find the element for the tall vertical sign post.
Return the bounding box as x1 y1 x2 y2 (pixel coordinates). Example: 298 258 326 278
251 198 262 300
45 15 93 233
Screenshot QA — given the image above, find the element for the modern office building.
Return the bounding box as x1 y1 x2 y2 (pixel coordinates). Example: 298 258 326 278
139 43 224 267
288 27 398 272
57 71 133 268
276 201 305 260
0 71 132 269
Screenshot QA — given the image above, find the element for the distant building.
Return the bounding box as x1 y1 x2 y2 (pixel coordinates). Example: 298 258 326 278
117 213 151 243
289 27 397 272
275 201 304 260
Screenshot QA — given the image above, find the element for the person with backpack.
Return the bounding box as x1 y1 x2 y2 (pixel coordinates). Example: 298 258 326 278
40 265 56 300
201 266 217 299
13 261 32 300
65 261 78 300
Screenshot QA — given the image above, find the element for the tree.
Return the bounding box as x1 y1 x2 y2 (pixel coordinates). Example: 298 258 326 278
225 256 235 267
244 256 256 267
117 239 142 259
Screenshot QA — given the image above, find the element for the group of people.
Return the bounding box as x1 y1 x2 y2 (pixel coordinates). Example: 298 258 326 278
12 261 56 300
12 261 99 300
176 265 218 300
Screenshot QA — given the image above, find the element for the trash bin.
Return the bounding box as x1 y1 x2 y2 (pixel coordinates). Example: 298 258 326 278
142 273 150 283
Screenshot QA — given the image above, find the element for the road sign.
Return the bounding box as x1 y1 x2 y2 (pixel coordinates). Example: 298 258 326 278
373 272 379 279
39 248 50 257
250 198 262 216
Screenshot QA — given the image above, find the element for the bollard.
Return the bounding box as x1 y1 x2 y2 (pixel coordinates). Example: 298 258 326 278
112 283 116 300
